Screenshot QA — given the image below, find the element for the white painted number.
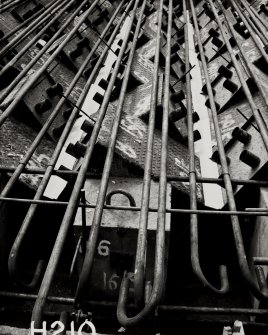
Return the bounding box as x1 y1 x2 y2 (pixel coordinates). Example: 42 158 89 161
103 272 120 290
97 240 111 256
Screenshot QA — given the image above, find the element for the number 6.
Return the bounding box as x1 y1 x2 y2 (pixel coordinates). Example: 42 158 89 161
97 240 111 256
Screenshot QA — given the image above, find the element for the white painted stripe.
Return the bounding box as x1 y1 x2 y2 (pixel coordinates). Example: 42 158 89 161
186 12 224 209
44 17 132 199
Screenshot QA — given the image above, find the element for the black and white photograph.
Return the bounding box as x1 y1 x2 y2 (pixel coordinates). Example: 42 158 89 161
0 0 267 333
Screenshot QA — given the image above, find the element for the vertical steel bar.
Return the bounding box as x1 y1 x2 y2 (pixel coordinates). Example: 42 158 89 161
190 0 268 300
58 311 69 335
117 0 169 326
74 0 144 304
31 0 135 326
7 0 127 288
184 0 229 294
134 0 164 307
80 189 87 257
69 236 82 292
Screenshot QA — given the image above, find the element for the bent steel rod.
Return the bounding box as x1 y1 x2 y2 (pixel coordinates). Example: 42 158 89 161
7 2 125 288
31 0 135 326
207 0 268 292
184 0 229 294
191 0 268 300
117 0 168 327
0 0 100 121
75 0 146 305
229 0 268 64
0 0 71 76
218 1 268 112
0 0 63 59
133 0 165 308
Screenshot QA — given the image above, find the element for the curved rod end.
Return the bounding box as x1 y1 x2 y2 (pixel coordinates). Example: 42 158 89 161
219 264 230 293
192 261 230 294
117 272 131 327
117 272 160 328
8 254 44 289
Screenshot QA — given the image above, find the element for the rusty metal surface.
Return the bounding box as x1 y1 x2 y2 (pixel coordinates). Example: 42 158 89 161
89 105 203 199
0 115 54 189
